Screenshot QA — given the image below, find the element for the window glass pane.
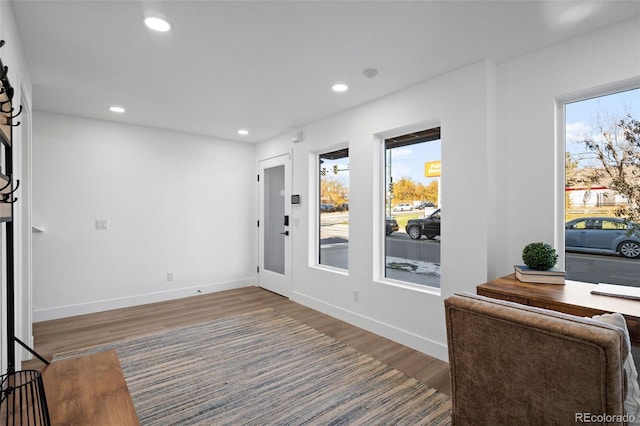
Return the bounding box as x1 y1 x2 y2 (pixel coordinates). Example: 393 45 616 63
565 88 640 287
319 148 349 269
384 128 441 287
264 165 285 274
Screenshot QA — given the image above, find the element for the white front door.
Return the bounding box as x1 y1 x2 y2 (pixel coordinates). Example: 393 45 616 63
258 154 291 297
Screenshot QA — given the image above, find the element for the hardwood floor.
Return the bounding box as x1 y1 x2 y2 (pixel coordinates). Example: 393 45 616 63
25 286 451 396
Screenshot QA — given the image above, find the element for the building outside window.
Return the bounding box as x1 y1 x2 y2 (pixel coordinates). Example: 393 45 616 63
319 148 349 269
384 128 441 288
564 87 640 287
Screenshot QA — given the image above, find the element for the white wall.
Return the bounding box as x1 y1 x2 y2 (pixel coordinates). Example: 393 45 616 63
258 61 494 361
497 16 640 274
32 112 257 321
0 1 33 370
256 17 640 362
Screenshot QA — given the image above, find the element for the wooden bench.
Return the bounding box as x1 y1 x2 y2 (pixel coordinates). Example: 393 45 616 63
42 349 139 425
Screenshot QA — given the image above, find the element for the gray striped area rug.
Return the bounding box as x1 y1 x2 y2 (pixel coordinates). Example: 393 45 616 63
53 308 451 425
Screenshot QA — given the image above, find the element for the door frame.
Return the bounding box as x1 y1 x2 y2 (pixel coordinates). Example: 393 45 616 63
257 153 292 298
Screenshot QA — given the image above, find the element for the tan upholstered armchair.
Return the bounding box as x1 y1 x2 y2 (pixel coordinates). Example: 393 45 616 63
445 292 634 425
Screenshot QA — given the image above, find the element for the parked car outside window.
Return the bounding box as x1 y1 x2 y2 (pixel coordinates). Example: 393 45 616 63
565 217 640 258
385 216 399 236
392 203 413 212
416 202 435 210
405 209 441 240
320 204 335 212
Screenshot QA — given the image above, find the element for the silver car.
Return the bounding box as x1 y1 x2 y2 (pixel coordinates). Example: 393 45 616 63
565 217 640 258
392 203 413 212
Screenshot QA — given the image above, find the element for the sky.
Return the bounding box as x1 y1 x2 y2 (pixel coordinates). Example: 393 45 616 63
320 140 441 188
388 140 441 185
566 87 639 168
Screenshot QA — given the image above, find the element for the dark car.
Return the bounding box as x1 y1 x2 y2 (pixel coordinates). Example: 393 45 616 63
386 216 399 236
320 204 335 212
406 209 441 240
417 202 435 210
565 217 640 258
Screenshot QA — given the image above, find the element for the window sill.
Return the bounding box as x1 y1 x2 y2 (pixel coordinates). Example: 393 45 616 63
376 277 441 296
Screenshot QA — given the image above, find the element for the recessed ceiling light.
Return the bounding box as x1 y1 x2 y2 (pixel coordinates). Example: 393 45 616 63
332 83 349 93
144 16 172 32
237 129 249 136
109 106 125 113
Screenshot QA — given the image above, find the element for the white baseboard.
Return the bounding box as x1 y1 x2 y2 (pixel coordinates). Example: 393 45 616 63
33 278 255 322
291 291 449 363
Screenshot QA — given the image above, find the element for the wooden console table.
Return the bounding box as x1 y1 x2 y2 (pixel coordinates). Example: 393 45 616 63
477 274 640 347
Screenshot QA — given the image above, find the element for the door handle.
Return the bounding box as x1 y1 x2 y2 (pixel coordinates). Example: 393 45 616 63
280 231 289 236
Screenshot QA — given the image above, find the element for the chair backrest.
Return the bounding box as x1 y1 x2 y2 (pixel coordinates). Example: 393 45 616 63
445 292 628 425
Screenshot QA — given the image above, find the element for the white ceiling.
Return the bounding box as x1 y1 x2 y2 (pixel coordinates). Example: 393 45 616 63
9 1 640 143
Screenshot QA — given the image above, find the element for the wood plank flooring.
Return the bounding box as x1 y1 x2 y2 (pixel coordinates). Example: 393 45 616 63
25 286 451 396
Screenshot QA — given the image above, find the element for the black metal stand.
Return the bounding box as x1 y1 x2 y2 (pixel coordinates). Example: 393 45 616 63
14 337 50 367
0 40 51 426
0 39 49 372
0 370 51 425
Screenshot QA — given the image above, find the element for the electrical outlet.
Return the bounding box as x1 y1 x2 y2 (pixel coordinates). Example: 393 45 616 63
167 272 174 281
353 290 360 303
95 219 109 230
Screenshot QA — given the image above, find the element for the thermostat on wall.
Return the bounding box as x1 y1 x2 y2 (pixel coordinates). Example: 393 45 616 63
291 194 301 205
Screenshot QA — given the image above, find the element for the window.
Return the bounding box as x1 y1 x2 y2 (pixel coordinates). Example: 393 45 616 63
384 128 441 287
319 148 349 269
564 87 640 286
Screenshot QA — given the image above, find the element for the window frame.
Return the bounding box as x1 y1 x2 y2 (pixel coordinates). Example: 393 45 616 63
312 143 350 274
374 121 442 295
556 79 640 277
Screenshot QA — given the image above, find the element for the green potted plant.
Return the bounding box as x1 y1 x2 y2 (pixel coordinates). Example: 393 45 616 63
522 242 558 271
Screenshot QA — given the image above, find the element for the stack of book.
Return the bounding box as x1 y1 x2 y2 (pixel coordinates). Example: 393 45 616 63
514 265 565 284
